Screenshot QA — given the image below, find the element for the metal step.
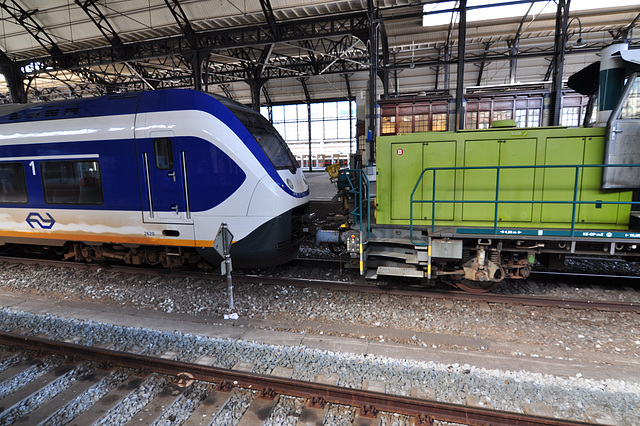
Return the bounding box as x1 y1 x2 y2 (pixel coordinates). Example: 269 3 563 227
376 265 425 278
368 247 419 264
365 268 378 280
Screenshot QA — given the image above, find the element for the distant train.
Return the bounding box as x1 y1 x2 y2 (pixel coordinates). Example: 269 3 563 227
0 89 310 268
320 42 640 292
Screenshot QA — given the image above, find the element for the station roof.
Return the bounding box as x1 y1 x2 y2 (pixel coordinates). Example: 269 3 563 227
0 1 638 105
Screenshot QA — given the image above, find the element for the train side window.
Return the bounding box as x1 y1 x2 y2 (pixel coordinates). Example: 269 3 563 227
0 163 28 204
154 138 174 170
42 160 103 205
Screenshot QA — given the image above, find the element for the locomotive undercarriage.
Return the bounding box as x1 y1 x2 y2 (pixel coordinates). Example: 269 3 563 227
338 226 640 292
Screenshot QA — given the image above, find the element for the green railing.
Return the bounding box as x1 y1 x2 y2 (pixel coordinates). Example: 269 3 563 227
343 168 371 244
410 163 640 245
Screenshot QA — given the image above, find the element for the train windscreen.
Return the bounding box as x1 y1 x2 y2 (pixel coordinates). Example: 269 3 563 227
212 95 299 172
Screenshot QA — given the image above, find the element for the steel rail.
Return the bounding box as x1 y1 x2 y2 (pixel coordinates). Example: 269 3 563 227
0 332 594 426
0 254 638 312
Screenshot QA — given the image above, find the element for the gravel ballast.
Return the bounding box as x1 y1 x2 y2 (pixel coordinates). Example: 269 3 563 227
1 259 640 423
0 307 639 424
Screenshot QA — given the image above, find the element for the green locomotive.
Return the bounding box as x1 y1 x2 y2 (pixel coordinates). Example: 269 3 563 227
320 42 640 292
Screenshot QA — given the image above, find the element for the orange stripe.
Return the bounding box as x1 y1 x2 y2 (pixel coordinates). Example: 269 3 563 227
0 230 196 247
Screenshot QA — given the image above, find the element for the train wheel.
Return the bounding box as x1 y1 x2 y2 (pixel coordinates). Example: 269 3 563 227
452 278 501 293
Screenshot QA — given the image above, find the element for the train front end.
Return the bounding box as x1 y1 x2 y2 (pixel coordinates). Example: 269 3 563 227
195 94 311 269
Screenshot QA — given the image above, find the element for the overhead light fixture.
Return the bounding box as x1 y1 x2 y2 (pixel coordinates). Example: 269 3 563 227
568 17 586 48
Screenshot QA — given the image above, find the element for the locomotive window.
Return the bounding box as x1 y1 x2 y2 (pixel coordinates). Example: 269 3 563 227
0 163 28 204
154 138 174 170
619 76 640 120
42 160 103 205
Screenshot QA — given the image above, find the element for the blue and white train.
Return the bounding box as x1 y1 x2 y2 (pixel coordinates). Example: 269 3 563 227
0 89 310 268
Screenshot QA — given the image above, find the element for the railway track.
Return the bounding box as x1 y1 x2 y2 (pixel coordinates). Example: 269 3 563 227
1 254 639 313
0 331 595 426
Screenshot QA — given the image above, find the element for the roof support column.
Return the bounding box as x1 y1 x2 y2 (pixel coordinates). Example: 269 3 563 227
367 0 378 164
188 50 211 92
299 77 313 173
551 0 570 126
0 53 27 103
455 0 466 131
249 78 267 111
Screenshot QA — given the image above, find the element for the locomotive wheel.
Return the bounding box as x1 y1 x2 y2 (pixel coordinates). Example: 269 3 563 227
452 277 501 293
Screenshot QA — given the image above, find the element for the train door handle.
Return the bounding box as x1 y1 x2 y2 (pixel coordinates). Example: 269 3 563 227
168 171 176 181
171 204 179 213
612 129 623 134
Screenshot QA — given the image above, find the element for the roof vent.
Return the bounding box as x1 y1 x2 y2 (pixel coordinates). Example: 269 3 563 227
64 107 79 116
8 113 19 121
45 109 59 117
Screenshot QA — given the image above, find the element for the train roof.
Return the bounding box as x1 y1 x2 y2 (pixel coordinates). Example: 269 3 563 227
0 89 260 125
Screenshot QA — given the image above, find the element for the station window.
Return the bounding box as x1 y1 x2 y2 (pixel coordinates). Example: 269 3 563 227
478 111 491 129
431 113 448 131
492 110 512 121
381 116 396 134
398 115 412 133
414 114 429 132
42 160 103 205
515 109 527 127
154 138 174 170
561 106 581 126
0 163 28 204
528 109 541 127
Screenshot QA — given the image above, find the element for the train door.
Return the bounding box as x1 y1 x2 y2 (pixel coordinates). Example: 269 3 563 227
138 132 193 224
602 72 640 189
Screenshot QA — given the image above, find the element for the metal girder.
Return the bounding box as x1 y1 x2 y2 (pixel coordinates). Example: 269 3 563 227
76 0 160 90
476 41 493 86
509 2 536 84
164 0 197 49
261 85 272 105
0 1 70 67
24 11 369 73
219 83 233 99
382 41 608 72
613 10 640 41
259 0 279 39
75 0 124 49
208 39 368 80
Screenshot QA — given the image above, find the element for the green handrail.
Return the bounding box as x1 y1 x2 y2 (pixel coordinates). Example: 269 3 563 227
343 169 371 244
409 163 640 246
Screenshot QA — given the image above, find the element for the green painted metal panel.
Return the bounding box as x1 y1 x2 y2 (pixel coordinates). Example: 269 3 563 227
462 139 499 221
579 136 627 224
391 142 423 220
376 126 632 230
541 137 585 223
422 141 456 221
497 139 536 222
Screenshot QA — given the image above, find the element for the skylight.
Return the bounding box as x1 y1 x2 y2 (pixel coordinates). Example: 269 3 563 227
423 0 639 27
